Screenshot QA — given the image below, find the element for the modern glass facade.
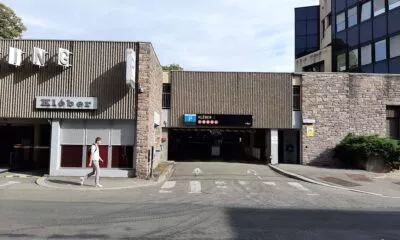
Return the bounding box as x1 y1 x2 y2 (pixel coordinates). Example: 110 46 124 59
332 0 400 73
295 6 320 59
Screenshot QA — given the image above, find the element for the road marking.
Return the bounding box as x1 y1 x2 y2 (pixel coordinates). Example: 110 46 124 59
193 168 202 176
0 181 20 187
288 182 310 192
159 190 172 193
247 169 257 175
257 176 262 180
238 180 247 185
189 181 202 193
263 181 276 186
307 193 319 196
215 181 227 189
161 181 176 189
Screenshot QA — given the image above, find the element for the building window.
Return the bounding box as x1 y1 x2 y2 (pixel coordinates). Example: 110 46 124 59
348 7 358 27
374 0 386 16
336 12 346 32
361 1 372 22
390 35 400 58
293 86 300 111
375 39 387 62
61 145 83 167
389 0 400 10
111 146 134 168
337 53 346 71
361 44 372 65
349 49 359 68
162 83 171 109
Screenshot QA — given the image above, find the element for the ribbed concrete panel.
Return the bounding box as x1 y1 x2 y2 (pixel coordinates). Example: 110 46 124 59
0 40 137 119
170 71 292 128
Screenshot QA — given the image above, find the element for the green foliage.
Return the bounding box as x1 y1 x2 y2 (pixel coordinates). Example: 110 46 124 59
162 64 183 71
334 134 400 169
0 3 26 39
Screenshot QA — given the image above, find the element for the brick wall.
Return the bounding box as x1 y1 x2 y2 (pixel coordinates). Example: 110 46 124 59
301 73 400 166
135 43 163 179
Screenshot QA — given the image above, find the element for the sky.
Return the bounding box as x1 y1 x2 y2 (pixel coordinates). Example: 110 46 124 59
3 0 318 72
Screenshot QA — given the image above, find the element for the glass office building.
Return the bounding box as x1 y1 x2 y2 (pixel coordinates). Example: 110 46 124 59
295 0 400 73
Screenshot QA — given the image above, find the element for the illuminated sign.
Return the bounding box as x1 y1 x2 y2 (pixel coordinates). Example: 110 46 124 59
183 114 253 127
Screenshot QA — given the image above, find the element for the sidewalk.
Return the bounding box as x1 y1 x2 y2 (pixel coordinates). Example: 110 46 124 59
36 161 175 191
269 164 400 198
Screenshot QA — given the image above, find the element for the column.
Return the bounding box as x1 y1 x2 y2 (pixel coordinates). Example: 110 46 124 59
49 120 61 176
270 129 279 165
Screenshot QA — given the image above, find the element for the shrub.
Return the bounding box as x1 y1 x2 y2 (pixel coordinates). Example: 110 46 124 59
333 134 400 170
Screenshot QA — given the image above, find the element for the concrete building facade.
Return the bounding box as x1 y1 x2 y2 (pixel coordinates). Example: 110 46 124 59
0 40 163 178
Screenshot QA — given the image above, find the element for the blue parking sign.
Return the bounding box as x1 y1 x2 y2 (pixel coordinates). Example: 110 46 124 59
184 114 197 125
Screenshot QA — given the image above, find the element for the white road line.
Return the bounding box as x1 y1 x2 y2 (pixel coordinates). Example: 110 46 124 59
257 176 263 180
263 181 276 186
215 181 227 189
307 193 319 196
161 181 176 189
238 180 247 185
189 181 202 193
247 169 257 175
288 182 310 192
0 181 20 187
159 190 172 193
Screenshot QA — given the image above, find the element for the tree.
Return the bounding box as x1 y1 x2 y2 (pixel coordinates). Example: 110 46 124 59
0 3 26 39
162 63 183 71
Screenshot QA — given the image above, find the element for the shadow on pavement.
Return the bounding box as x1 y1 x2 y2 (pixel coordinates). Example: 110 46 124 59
226 207 400 240
47 179 81 186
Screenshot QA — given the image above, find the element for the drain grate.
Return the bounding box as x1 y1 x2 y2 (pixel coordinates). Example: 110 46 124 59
319 177 361 187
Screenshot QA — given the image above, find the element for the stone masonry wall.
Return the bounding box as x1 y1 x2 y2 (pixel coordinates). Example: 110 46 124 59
302 73 400 166
135 43 163 179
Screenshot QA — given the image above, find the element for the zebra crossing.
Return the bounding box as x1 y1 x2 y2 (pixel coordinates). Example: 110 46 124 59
159 180 319 196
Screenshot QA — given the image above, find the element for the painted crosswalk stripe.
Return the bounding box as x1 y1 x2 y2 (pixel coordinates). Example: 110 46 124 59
215 181 227 189
161 181 176 189
263 181 276 186
159 181 176 193
0 181 19 187
189 181 202 193
288 182 310 192
238 180 247 185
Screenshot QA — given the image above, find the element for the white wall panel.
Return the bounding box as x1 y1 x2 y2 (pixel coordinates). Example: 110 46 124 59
111 120 134 145
85 121 111 145
60 120 85 145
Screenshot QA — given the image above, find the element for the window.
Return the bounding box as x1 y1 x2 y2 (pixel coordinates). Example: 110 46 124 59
111 146 134 168
293 86 300 111
390 35 400 58
349 49 359 68
374 0 386 16
337 53 346 71
375 39 387 62
162 83 171 109
361 1 372 22
348 7 358 27
361 44 372 65
389 0 400 10
336 12 346 32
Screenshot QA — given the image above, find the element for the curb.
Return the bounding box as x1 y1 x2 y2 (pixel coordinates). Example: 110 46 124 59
35 177 162 191
268 164 400 199
35 162 175 191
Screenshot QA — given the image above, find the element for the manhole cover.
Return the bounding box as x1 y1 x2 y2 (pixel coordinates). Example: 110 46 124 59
346 174 372 182
319 177 361 187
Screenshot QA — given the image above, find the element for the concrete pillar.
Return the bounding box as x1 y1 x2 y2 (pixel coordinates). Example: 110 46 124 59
270 129 279 165
49 120 61 176
250 131 255 158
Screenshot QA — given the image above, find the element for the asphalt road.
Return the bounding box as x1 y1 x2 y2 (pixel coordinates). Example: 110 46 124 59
1 162 400 240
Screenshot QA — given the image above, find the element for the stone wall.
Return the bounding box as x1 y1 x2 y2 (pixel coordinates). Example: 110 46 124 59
301 73 400 166
135 43 163 179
